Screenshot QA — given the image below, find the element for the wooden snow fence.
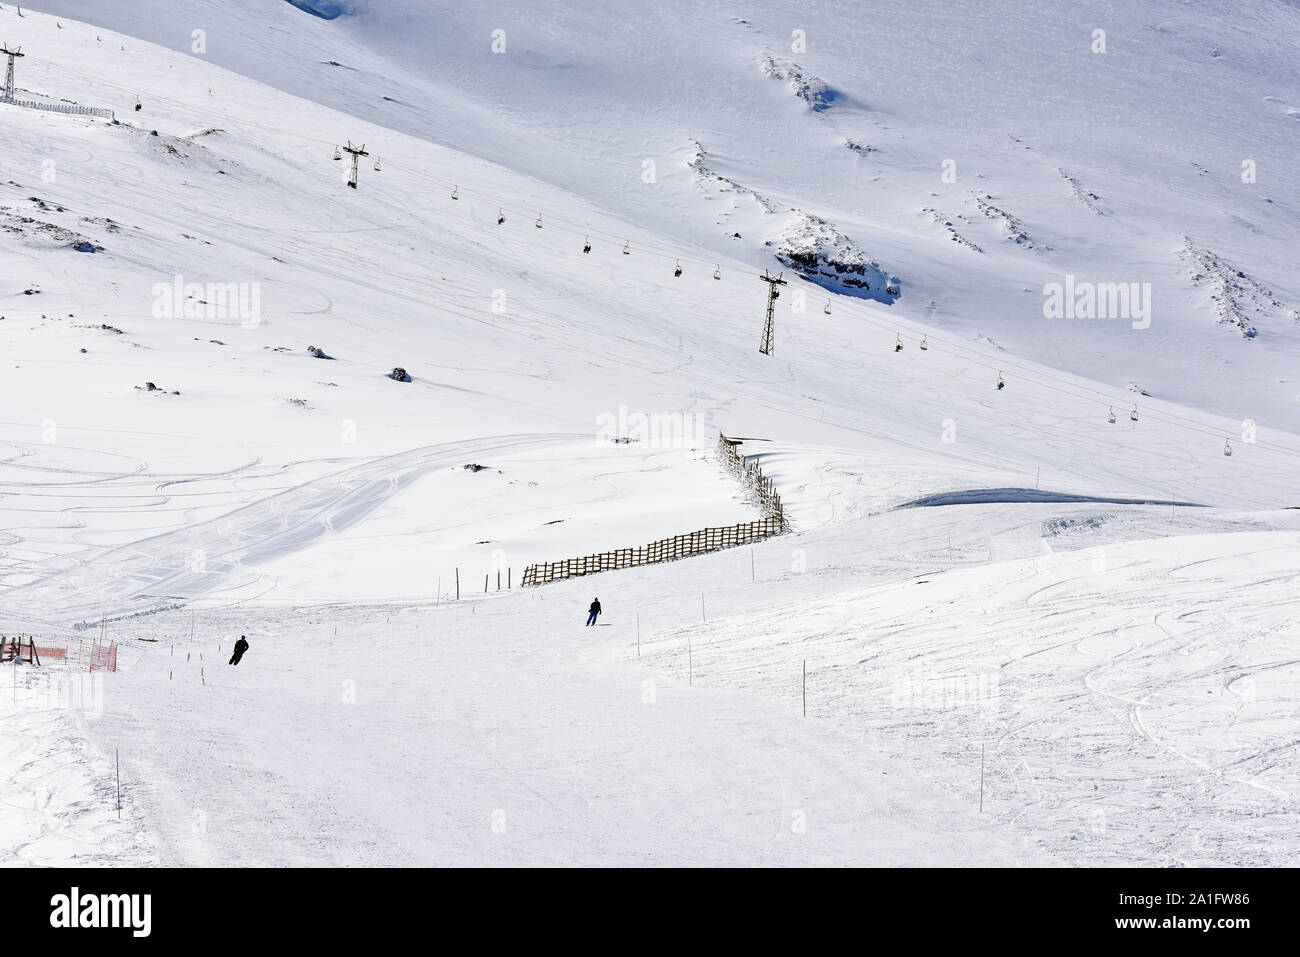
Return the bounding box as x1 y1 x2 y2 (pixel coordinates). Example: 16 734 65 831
520 432 787 586
1 96 115 120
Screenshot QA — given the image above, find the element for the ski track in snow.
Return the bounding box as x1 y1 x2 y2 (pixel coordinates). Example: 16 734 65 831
637 532 1300 866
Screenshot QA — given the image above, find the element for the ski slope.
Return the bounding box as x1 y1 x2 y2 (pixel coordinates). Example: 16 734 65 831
31 0 1300 425
2 3 1299 867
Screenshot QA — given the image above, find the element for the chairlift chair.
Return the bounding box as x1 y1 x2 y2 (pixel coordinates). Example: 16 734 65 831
1223 438 1233 457
451 185 458 200
1107 406 1116 424
497 208 505 225
535 214 543 229
1130 406 1139 422
373 157 381 171
333 146 342 161
674 260 682 277
622 240 630 255
894 335 903 353
996 372 1005 390
919 335 928 351
713 265 721 280
824 300 832 315
583 236 591 254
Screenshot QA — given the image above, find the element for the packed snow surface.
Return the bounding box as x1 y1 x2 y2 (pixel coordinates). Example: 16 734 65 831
2 2 1298 866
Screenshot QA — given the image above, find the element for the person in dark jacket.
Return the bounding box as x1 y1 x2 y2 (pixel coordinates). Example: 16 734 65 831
229 635 250 665
586 598 601 626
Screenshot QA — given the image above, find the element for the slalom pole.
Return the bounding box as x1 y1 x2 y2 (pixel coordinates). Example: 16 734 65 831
979 743 985 812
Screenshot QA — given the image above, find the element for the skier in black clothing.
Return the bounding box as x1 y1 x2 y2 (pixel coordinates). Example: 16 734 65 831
586 598 601 626
229 635 250 665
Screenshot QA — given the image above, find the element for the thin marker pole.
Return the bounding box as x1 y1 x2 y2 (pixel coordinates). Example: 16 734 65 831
116 748 121 819
979 743 985 813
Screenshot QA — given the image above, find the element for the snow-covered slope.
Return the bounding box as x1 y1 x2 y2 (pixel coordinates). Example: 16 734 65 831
2 3 1299 867
28 0 1300 426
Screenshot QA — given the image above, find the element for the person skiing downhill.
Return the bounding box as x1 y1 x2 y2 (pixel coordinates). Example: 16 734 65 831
586 598 601 626
229 635 250 665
